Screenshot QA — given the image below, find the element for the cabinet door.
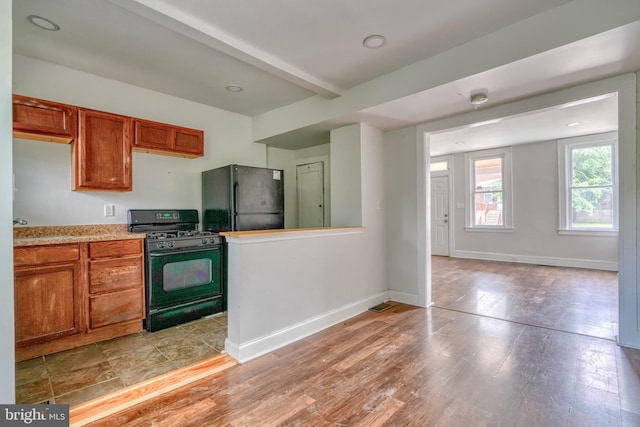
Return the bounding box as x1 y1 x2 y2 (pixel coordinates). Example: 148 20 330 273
134 119 172 151
13 95 77 142
73 109 132 191
174 127 204 156
134 119 204 158
14 262 82 345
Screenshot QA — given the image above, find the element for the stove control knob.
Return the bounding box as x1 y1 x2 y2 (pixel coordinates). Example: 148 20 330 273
167 241 175 248
157 242 166 249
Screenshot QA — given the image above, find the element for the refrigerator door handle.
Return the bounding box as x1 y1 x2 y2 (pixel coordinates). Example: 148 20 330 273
232 181 239 231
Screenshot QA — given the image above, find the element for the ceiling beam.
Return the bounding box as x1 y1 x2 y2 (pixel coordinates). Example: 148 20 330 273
107 0 343 99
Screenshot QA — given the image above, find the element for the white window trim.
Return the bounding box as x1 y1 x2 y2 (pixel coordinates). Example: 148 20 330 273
557 131 618 235
464 147 513 231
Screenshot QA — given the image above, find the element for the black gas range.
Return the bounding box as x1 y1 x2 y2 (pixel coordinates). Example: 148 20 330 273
144 230 222 251
128 209 225 332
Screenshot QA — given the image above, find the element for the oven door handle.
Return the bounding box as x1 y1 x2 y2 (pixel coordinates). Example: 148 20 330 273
148 247 220 257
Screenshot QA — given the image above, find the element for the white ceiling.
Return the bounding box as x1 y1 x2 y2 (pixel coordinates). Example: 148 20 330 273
11 0 640 152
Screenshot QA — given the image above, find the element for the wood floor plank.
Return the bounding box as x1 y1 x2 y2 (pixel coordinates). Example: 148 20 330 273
69 354 237 426
81 261 639 426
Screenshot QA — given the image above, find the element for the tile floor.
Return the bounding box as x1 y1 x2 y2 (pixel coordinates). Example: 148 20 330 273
15 313 227 407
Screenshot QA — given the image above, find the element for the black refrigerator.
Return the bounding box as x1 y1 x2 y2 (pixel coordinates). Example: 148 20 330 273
202 164 284 232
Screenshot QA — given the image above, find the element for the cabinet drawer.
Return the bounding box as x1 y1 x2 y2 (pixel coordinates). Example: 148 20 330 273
14 244 80 267
89 288 144 329
89 239 142 258
89 255 143 294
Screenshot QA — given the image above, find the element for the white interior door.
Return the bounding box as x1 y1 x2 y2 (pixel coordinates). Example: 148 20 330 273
431 176 449 256
297 162 324 228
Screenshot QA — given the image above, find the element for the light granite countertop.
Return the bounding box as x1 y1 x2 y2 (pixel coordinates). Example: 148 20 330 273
13 224 146 247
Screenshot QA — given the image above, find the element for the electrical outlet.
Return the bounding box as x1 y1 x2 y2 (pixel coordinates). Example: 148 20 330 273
104 204 115 217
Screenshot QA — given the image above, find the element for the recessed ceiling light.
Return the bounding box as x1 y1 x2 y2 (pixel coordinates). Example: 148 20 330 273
225 85 243 93
27 15 60 31
566 121 583 127
363 34 386 49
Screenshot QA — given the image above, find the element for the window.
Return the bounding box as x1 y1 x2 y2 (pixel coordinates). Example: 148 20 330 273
558 132 618 234
465 148 513 230
430 159 448 172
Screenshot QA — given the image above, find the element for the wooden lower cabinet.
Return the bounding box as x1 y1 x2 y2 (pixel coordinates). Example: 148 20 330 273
14 261 82 345
88 240 145 330
14 239 145 362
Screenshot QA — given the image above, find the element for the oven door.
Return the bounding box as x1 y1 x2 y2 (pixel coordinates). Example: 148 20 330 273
148 246 223 311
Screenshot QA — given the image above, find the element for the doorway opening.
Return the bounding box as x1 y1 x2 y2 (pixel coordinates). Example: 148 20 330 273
425 89 624 341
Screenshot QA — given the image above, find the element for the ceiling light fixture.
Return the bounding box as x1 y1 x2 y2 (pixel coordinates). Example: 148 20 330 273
225 85 243 93
469 92 489 106
363 34 386 49
27 15 60 31
566 121 583 127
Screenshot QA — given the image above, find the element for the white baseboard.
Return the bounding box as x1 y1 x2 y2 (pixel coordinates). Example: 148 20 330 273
225 290 390 363
388 290 421 306
451 250 618 271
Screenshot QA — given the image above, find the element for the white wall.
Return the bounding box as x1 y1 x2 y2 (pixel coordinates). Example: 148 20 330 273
330 124 362 226
1 0 15 404
12 55 261 226
384 127 423 305
449 139 618 270
225 122 387 362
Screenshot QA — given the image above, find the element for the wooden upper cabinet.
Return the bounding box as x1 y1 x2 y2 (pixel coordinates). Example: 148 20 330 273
73 109 133 192
12 95 77 143
134 118 204 158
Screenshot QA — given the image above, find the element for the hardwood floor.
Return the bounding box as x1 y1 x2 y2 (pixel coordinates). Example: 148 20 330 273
431 257 618 340
83 301 640 426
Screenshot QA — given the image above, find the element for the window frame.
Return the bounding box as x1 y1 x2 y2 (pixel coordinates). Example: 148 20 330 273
429 158 449 174
557 132 618 236
464 147 513 231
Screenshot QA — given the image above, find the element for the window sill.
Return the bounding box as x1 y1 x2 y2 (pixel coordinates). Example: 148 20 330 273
464 226 514 233
558 229 618 237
